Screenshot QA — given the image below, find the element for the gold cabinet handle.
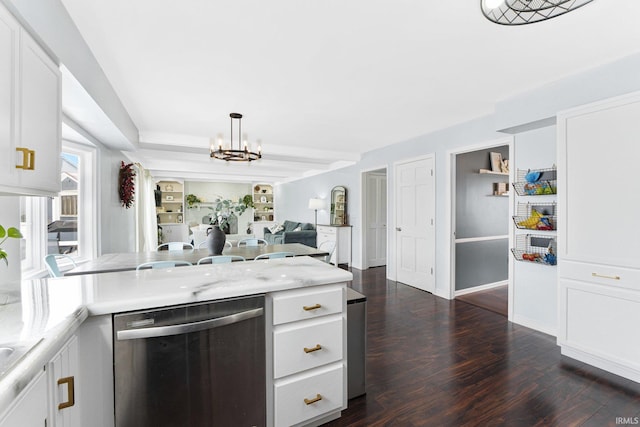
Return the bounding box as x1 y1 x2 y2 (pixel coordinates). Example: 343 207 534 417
304 394 322 405
57 376 75 410
15 147 35 170
303 304 321 311
304 344 322 353
592 272 621 280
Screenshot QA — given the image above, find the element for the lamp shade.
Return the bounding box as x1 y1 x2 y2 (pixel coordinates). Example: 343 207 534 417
308 198 324 210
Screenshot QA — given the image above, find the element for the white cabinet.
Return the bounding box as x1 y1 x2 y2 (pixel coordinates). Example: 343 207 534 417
0 335 82 427
317 225 352 266
557 92 640 382
48 336 79 427
269 284 347 427
0 370 48 427
0 4 20 191
0 2 61 196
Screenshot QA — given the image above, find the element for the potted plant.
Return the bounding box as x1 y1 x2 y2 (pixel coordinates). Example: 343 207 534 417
0 224 23 266
186 194 202 207
207 195 255 232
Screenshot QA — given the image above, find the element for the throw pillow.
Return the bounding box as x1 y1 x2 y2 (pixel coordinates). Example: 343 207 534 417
269 223 284 234
293 226 302 232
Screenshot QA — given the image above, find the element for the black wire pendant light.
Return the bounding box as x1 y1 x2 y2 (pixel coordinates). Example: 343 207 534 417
481 0 595 25
210 113 262 162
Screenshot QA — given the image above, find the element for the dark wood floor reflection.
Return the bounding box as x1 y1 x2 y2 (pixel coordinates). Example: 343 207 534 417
326 267 640 427
457 285 508 317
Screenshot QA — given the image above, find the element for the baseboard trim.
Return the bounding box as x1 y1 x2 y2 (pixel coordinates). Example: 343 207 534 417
512 314 557 337
454 280 508 297
561 345 640 384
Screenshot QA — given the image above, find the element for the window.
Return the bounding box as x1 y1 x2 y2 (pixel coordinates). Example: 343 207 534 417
21 141 97 278
47 153 80 256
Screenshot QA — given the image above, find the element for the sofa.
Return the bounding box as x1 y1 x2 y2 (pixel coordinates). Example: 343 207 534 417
263 220 317 247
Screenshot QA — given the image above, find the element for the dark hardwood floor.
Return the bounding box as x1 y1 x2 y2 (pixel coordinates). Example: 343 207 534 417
325 267 640 427
456 285 508 317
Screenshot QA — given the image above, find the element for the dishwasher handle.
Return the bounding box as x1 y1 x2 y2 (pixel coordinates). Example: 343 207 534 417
117 307 264 340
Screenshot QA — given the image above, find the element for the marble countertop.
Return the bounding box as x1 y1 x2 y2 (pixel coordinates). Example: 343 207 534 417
0 256 352 415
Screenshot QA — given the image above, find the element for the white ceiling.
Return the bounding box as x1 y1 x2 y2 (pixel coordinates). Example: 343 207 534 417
59 0 640 183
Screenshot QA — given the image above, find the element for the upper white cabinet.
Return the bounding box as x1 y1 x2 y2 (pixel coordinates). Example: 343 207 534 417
0 3 61 197
557 93 640 268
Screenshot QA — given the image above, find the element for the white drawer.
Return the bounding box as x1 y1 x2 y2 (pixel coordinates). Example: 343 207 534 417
274 316 343 379
316 226 336 235
274 363 344 427
559 278 640 373
559 260 640 291
272 286 343 325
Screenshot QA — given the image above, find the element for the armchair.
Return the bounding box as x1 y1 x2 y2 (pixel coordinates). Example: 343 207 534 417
263 220 317 247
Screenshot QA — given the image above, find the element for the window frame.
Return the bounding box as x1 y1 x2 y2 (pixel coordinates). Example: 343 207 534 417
21 140 98 278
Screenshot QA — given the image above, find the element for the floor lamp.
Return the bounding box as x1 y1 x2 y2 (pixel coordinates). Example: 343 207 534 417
308 198 324 228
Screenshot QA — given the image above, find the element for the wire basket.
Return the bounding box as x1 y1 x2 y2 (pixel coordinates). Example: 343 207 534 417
513 202 556 230
511 234 557 266
513 167 557 196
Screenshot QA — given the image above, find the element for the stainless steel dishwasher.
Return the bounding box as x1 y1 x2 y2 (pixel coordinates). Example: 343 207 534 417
113 295 266 427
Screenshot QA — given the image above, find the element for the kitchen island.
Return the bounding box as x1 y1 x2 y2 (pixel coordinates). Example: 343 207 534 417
0 256 353 427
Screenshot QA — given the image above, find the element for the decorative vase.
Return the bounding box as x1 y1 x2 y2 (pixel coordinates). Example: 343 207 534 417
206 225 226 255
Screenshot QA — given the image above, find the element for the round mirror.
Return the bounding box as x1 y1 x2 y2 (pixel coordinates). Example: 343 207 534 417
330 186 347 225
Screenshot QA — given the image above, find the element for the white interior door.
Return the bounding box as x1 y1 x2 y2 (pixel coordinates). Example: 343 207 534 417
395 156 435 292
366 171 387 268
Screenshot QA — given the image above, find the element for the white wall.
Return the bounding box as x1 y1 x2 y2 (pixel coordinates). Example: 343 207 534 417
278 51 640 333
98 147 136 255
511 125 557 335
278 115 503 299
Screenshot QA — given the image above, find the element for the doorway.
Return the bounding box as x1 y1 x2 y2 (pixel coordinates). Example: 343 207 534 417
394 155 435 293
450 141 511 314
362 168 387 269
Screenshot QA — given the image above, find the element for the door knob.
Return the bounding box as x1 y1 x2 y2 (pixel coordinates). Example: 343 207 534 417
396 227 401 231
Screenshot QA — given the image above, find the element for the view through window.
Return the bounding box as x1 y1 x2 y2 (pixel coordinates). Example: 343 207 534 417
47 153 80 256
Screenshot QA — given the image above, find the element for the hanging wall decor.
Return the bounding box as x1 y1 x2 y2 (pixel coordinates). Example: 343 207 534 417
119 161 136 209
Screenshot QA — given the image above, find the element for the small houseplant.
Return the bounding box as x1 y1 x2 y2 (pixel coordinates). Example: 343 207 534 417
207 195 254 231
0 224 23 266
186 194 202 207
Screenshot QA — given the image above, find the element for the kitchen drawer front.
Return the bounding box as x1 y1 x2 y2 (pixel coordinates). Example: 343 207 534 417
559 260 640 291
274 316 343 378
272 286 343 325
316 226 336 235
274 363 344 427
559 278 640 374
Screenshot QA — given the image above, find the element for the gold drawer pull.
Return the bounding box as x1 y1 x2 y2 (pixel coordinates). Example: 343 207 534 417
304 394 322 405
57 376 75 410
304 344 322 353
15 147 35 170
303 304 321 311
592 272 621 280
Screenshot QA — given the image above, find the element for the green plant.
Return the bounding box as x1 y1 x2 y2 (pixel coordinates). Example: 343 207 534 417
242 194 255 209
207 195 254 230
186 194 202 207
0 224 23 266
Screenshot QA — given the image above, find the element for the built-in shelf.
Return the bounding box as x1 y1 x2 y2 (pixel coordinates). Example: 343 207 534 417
479 169 509 176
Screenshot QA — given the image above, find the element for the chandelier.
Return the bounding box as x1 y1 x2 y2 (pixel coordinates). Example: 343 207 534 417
481 0 595 25
210 113 262 162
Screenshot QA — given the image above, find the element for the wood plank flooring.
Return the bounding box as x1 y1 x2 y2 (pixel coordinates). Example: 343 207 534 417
325 267 640 427
456 285 508 317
